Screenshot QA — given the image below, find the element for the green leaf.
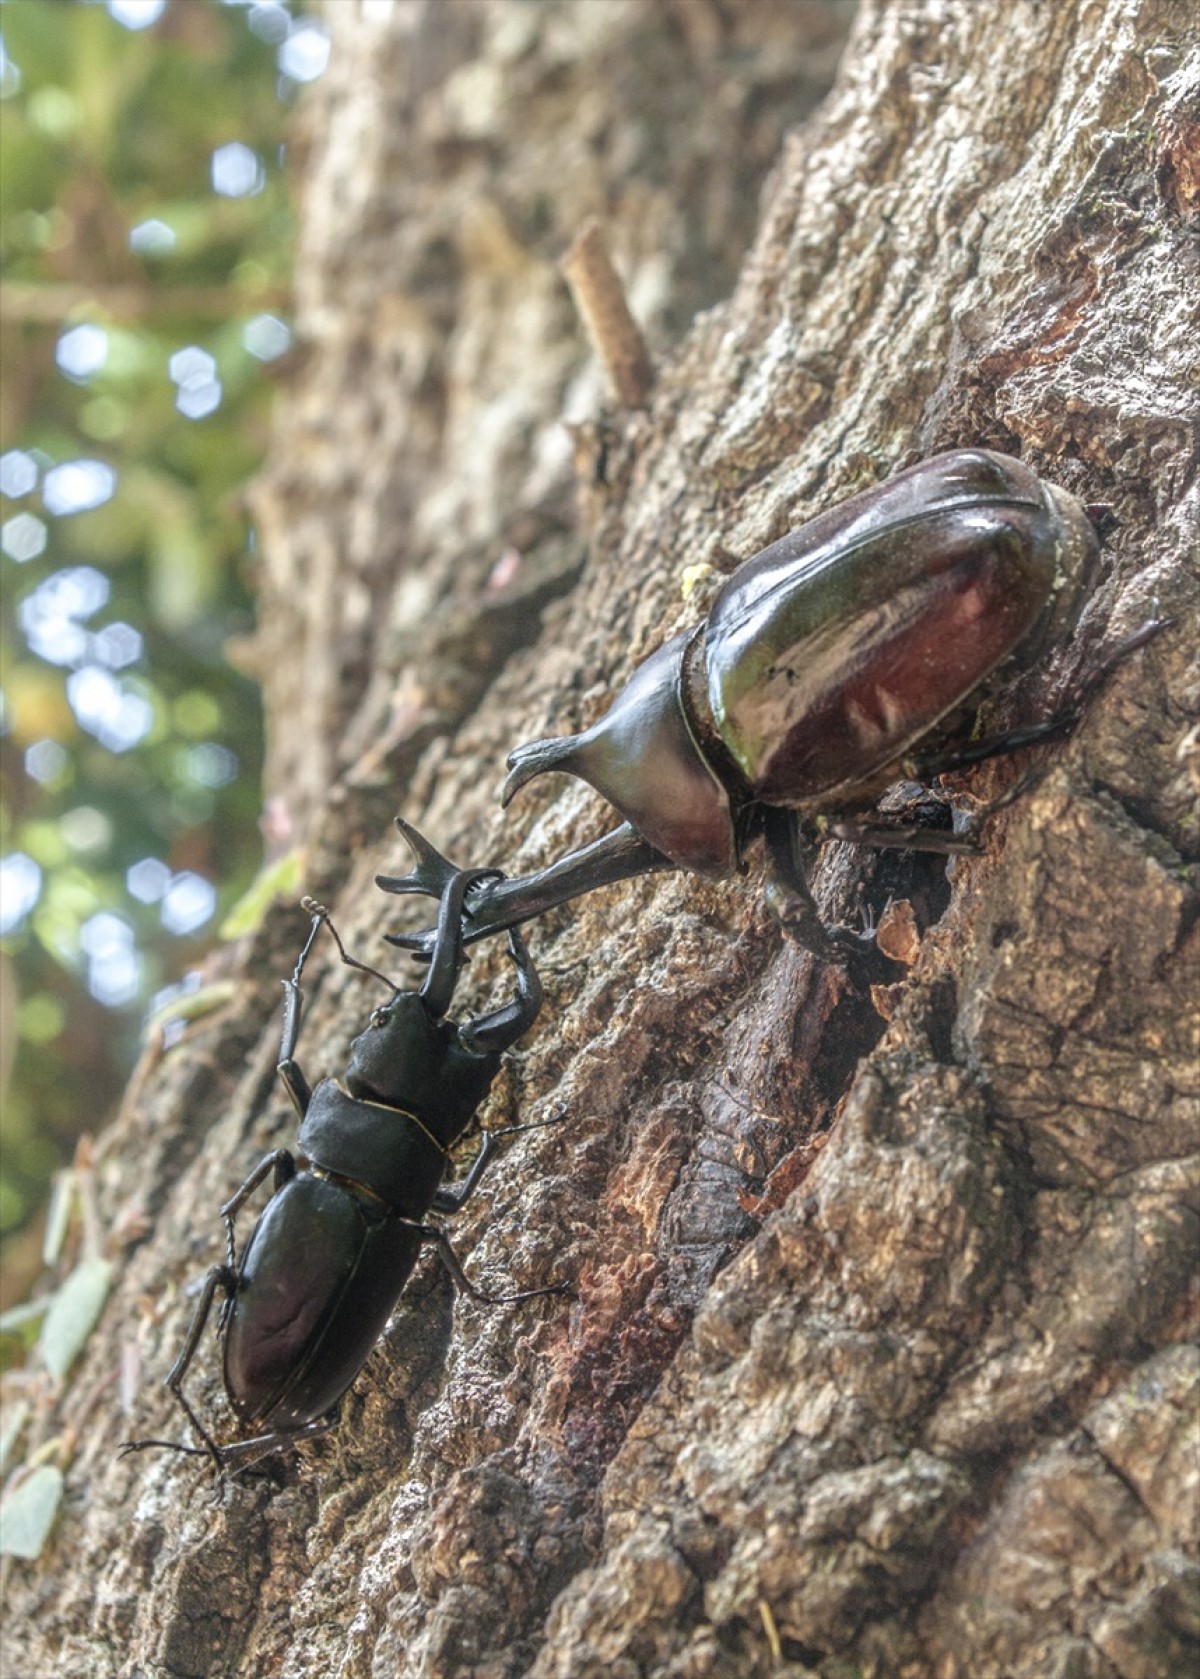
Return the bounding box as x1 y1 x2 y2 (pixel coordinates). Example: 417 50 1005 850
41 1168 76 1267
142 978 236 1038
219 848 302 940
37 1257 113 1383
0 1464 64 1560
0 1298 49 1338
0 1401 31 1476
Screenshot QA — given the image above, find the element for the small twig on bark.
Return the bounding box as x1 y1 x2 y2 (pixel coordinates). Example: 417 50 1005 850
559 218 654 409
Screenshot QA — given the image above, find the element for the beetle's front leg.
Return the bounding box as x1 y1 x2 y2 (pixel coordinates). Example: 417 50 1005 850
276 900 400 1118
276 905 326 1120
762 808 874 961
458 929 543 1057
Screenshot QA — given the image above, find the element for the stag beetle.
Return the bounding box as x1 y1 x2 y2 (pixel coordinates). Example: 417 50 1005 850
122 840 561 1477
380 449 1160 957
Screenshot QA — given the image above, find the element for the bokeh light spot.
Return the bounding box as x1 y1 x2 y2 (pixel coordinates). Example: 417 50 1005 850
211 141 264 198
0 450 38 498
161 872 217 936
243 313 291 361
127 857 171 904
56 324 109 381
176 379 223 420
168 345 216 386
24 739 69 786
248 3 290 45
19 567 111 665
42 460 116 516
183 742 238 787
61 806 113 854
0 32 23 100
2 512 48 563
129 217 176 255
0 853 43 935
279 20 330 83
107 0 167 29
90 621 143 669
80 912 141 1007
65 666 154 752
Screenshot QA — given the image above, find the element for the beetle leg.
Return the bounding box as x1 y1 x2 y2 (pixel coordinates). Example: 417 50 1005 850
276 905 327 1119
415 1222 568 1305
762 808 873 960
432 1106 566 1215
822 819 981 857
299 897 397 993
204 1413 338 1478
276 1045 312 1125
909 615 1173 781
123 1262 239 1473
219 1148 296 1267
457 928 543 1057
278 900 402 1121
430 1129 501 1213
117 1436 210 1462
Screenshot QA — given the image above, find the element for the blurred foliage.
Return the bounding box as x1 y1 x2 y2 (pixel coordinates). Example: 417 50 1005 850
0 0 322 1302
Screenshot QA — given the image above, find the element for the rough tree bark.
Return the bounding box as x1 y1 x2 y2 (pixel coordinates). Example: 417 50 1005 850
4 2 1196 1676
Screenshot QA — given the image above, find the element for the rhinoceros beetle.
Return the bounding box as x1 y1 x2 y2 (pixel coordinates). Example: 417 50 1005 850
122 838 562 1477
380 448 1158 958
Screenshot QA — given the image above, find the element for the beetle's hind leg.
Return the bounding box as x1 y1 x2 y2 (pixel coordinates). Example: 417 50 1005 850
906 614 1173 785
201 1413 338 1481
119 1262 238 1472
415 1221 569 1306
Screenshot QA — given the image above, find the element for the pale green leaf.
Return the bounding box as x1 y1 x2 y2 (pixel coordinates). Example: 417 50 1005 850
38 1257 113 1383
219 849 303 940
0 1465 64 1559
0 1401 31 1476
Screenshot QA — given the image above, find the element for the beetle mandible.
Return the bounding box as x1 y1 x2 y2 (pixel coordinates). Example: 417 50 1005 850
379 448 1134 957
122 841 560 1477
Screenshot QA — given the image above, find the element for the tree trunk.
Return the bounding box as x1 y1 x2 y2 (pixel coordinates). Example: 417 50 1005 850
5 2 1196 1676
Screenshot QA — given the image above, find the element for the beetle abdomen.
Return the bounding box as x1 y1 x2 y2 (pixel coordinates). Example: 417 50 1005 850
696 449 1096 807
223 1174 421 1430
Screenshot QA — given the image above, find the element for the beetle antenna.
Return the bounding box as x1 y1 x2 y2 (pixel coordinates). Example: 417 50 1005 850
301 897 399 995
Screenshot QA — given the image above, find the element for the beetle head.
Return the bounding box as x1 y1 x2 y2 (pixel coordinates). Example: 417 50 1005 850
503 630 738 878
343 995 430 1107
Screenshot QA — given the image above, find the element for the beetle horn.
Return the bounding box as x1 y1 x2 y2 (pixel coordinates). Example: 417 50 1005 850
501 737 584 806
500 629 739 878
